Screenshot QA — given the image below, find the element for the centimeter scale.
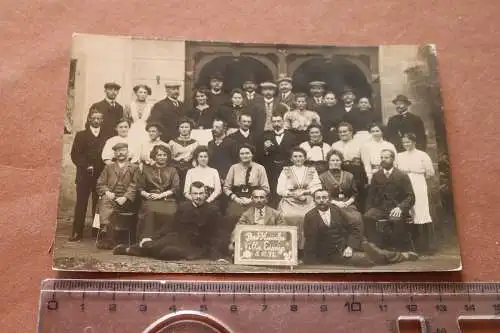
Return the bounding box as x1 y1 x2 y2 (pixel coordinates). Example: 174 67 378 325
38 279 500 333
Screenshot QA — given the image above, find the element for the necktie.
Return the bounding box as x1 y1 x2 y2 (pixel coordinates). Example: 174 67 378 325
173 100 179 107
385 170 390 178
259 209 264 218
111 101 115 108
282 94 286 100
310 142 323 148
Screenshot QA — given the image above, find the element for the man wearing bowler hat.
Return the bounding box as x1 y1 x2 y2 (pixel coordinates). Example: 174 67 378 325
252 81 288 134
307 80 326 112
386 94 427 152
242 75 264 107
87 82 124 139
207 72 230 109
277 76 295 110
148 82 185 142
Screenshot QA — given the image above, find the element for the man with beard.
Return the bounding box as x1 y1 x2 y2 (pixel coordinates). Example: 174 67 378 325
207 119 239 180
277 76 295 110
386 94 427 152
207 72 230 109
87 82 124 139
363 149 416 252
113 181 223 260
303 189 418 266
228 112 257 149
148 83 185 142
306 81 326 112
259 114 297 205
252 81 288 135
95 142 140 249
69 108 107 241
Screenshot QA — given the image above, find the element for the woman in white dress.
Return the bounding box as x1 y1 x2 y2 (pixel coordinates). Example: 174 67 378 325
183 145 222 204
396 133 435 254
361 123 397 184
101 118 135 164
277 147 322 251
124 85 152 156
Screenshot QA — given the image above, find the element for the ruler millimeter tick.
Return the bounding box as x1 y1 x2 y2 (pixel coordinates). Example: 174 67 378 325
38 279 500 333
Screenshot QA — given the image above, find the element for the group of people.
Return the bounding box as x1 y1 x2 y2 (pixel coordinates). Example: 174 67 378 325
68 72 435 267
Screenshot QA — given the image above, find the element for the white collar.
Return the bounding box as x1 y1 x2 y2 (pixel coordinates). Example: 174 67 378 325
168 97 179 103
246 91 255 96
384 167 394 175
196 104 209 110
239 129 250 137
274 129 285 136
105 98 116 105
89 126 100 136
211 89 221 95
281 91 291 97
264 97 274 103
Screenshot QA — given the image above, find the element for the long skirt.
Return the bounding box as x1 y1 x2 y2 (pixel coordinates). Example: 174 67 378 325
407 173 432 224
137 199 177 240
278 196 315 249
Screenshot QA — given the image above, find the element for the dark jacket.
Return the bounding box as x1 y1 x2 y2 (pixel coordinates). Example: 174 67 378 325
303 206 363 264
366 167 415 214
96 162 140 202
386 112 427 152
342 107 378 133
87 99 124 139
70 128 107 184
228 129 258 150
258 130 297 165
186 106 216 129
207 91 230 110
318 104 344 143
251 98 289 135
148 98 185 142
207 136 239 179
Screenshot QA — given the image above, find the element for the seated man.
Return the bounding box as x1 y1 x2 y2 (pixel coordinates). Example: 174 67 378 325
228 188 284 253
303 189 417 266
95 142 140 249
363 149 415 252
113 181 223 260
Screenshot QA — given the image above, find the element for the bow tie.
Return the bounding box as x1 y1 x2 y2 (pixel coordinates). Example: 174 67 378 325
310 142 323 147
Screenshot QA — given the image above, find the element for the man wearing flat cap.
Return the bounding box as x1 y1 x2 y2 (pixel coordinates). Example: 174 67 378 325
306 81 326 112
386 94 427 152
87 82 124 140
277 76 296 110
96 141 140 249
148 82 185 142
252 81 288 134
207 72 230 109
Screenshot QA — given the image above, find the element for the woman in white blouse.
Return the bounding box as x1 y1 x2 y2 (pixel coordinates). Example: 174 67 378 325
183 145 222 204
396 133 435 254
101 118 135 164
277 146 321 250
124 85 152 148
361 123 397 184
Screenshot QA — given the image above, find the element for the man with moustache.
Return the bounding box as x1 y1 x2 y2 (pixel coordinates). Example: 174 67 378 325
95 142 140 249
259 114 297 205
303 189 418 266
87 82 124 139
207 72 230 109
277 76 295 110
207 118 239 180
386 94 427 152
69 108 107 241
228 112 257 149
252 81 288 135
242 76 264 107
340 88 358 115
306 81 326 112
148 83 185 142
363 149 416 252
113 181 224 260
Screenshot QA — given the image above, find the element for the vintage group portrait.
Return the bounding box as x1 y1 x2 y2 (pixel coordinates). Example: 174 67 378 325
53 33 461 273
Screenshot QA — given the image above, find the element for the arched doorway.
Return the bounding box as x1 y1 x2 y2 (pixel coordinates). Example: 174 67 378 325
196 56 275 93
292 57 374 105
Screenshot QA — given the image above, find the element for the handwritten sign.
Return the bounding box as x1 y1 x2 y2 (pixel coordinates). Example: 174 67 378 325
234 225 298 266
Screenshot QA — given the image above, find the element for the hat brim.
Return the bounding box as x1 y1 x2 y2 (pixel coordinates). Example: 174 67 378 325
105 84 121 90
392 99 412 105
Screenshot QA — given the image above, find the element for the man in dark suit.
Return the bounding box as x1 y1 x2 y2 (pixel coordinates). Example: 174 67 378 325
252 81 288 135
69 108 107 241
386 94 427 152
148 83 184 142
228 112 257 149
306 81 326 112
340 88 358 114
207 119 239 180
363 149 416 252
95 142 140 249
87 82 124 139
259 113 297 205
303 189 418 266
277 76 295 110
207 72 230 110
113 181 224 260
242 76 264 107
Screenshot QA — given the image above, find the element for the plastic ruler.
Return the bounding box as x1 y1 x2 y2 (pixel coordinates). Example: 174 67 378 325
37 279 500 332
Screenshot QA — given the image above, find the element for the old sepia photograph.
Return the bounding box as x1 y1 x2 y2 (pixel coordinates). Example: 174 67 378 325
53 33 461 273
